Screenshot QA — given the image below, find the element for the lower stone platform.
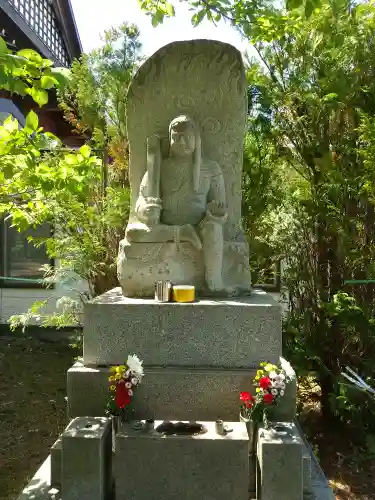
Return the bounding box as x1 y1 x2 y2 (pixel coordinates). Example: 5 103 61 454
67 358 297 422
16 420 334 500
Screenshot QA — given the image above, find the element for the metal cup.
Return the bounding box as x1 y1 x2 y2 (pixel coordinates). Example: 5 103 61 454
155 280 172 302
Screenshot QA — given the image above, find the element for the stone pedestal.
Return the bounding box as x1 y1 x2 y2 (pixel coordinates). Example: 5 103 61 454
61 417 112 500
115 421 249 500
67 288 296 423
83 287 282 366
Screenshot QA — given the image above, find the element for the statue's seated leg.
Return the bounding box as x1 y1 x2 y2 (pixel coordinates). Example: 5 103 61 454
126 223 202 250
198 219 225 291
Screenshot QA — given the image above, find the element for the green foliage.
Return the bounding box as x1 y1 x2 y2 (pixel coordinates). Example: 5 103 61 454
58 23 142 182
250 1 375 424
0 36 69 106
3 141 131 331
0 29 138 332
138 0 321 30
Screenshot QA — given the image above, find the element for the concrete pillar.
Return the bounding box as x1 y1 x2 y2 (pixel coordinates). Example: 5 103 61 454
257 422 303 500
61 417 112 500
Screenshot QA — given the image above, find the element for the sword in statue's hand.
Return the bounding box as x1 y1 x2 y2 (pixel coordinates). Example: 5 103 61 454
146 134 161 200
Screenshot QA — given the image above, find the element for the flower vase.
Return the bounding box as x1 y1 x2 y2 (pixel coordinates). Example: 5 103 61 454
240 413 258 455
111 416 119 453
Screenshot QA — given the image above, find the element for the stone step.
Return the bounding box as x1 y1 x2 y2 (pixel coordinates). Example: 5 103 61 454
67 360 296 422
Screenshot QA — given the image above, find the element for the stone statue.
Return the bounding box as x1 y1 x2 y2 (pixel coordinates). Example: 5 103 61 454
126 115 228 292
117 39 252 297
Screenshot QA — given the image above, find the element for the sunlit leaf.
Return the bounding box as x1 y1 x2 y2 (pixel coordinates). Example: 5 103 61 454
24 110 39 133
17 48 43 63
40 75 59 89
192 9 206 26
165 2 175 16
25 87 49 107
0 36 8 55
79 144 91 158
50 67 71 89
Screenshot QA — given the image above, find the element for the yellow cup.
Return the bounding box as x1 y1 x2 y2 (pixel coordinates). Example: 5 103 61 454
172 285 195 303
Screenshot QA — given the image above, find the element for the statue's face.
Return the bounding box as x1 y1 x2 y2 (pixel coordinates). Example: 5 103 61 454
169 120 196 157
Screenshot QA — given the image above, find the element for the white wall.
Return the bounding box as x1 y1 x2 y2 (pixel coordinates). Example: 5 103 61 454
0 267 89 325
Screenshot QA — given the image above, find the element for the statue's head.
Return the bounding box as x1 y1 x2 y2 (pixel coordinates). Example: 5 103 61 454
169 115 197 156
168 115 201 191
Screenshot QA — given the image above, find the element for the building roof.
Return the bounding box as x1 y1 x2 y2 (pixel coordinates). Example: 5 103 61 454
0 0 82 66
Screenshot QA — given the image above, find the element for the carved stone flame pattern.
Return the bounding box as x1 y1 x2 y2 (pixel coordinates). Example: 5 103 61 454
126 40 248 241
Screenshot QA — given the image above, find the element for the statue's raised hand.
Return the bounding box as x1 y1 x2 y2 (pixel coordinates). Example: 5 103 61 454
138 197 162 226
206 200 228 224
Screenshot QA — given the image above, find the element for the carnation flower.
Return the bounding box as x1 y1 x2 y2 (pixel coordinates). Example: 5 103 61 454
127 354 144 378
263 392 274 404
259 377 271 390
240 391 252 401
115 382 131 408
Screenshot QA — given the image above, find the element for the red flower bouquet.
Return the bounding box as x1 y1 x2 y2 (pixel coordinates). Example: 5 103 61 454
240 361 290 426
106 354 144 421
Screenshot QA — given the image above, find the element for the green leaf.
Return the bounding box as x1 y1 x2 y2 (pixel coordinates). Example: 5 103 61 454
0 36 8 55
151 10 164 27
79 144 91 158
25 87 49 107
11 79 28 95
50 67 71 89
24 110 39 133
286 0 303 10
2 115 19 133
322 93 339 102
17 48 43 63
304 0 320 17
165 2 175 16
40 75 59 89
192 9 206 26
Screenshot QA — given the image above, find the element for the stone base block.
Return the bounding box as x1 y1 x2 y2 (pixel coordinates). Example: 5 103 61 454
257 422 303 500
61 417 112 500
50 437 62 489
67 359 296 422
114 421 249 500
83 288 282 367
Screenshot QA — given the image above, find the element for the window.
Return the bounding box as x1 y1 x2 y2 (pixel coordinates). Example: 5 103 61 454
0 101 52 289
8 0 70 66
0 219 52 288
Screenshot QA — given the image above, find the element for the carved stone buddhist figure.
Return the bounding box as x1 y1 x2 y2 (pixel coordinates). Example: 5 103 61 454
125 115 228 292
117 39 252 297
